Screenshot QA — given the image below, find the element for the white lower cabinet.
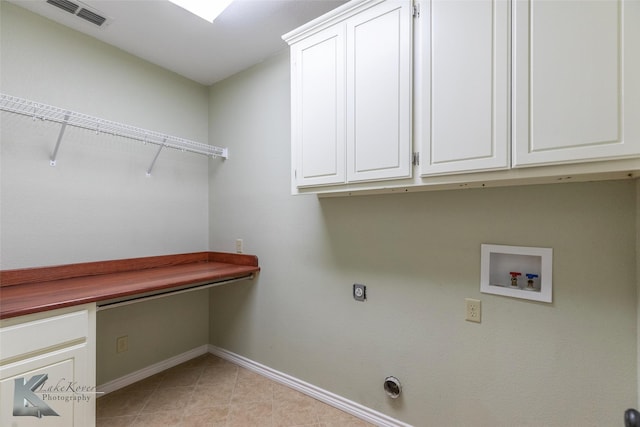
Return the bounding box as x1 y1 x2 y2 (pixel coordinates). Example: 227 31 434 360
513 0 640 166
0 305 96 427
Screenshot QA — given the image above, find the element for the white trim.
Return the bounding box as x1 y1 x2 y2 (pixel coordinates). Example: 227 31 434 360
95 344 412 426
282 0 387 45
208 345 413 427
96 345 209 395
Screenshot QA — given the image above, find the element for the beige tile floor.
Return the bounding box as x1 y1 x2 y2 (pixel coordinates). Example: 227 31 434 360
97 353 375 427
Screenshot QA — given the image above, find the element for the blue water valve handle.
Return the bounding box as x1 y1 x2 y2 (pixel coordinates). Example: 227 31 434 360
525 273 539 289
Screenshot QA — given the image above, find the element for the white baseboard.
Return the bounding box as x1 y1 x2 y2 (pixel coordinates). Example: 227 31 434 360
96 344 411 427
96 345 209 395
208 345 412 427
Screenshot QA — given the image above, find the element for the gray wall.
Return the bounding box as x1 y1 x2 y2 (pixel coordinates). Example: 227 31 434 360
0 2 210 383
208 50 639 426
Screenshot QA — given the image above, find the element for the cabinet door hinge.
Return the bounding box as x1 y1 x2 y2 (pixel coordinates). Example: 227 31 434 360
412 152 420 166
413 3 420 18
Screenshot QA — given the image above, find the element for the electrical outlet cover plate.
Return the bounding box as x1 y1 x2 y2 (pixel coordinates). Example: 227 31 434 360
116 335 128 353
353 284 366 301
465 298 481 323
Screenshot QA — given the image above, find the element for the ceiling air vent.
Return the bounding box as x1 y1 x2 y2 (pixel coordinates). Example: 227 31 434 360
45 0 110 27
76 8 106 26
46 0 79 14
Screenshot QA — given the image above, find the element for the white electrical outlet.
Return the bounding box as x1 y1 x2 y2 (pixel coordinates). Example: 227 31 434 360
235 239 243 253
465 298 481 323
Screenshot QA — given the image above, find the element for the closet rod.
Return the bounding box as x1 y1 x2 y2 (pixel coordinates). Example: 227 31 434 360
0 93 228 160
96 275 254 311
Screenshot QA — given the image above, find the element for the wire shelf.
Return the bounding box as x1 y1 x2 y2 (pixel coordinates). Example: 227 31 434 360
0 93 228 173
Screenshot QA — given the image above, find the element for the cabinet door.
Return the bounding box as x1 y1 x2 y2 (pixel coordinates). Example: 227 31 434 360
291 25 346 188
346 0 413 182
0 306 96 427
0 344 93 427
419 0 510 175
513 0 640 166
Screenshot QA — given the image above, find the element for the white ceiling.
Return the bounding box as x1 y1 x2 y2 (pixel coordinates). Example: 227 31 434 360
7 0 347 86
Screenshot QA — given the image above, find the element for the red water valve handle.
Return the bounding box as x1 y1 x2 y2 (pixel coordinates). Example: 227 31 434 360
509 271 522 287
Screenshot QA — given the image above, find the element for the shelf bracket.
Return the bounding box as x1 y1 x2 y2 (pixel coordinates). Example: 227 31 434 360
146 139 166 176
50 113 70 166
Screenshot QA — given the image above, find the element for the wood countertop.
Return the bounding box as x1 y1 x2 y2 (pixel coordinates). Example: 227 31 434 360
0 252 260 319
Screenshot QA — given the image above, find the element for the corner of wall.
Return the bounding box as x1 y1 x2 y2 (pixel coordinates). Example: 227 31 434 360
636 179 640 409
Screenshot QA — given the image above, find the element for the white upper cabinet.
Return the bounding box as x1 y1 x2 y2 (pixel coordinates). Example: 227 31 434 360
285 0 639 195
346 0 413 182
418 0 510 175
284 0 413 192
513 0 640 167
290 25 346 188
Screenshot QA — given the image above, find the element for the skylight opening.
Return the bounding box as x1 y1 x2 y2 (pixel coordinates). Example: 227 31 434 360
168 0 234 23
